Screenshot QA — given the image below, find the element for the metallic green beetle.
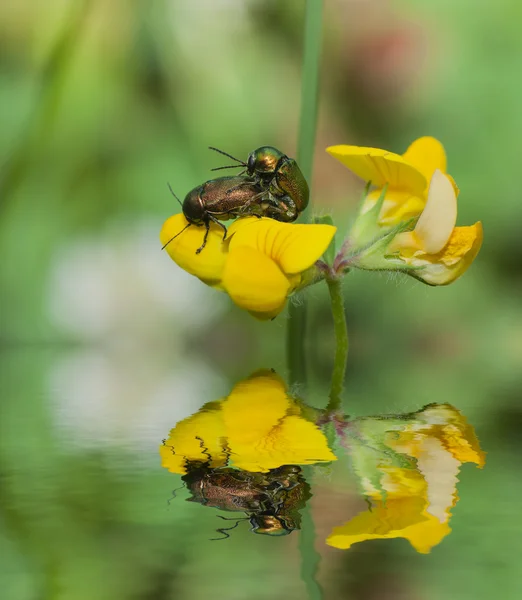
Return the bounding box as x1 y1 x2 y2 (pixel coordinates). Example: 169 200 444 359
162 175 266 254
209 145 310 222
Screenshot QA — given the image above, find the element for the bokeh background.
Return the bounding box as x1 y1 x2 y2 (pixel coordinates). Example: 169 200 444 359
1 1 520 599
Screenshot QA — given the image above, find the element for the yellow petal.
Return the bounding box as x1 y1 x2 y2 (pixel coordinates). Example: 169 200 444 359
440 424 486 467
221 245 290 319
411 222 483 285
225 216 262 238
400 513 452 554
231 415 337 472
222 372 335 472
417 405 486 467
402 136 447 181
227 369 290 408
435 222 483 266
276 224 336 274
160 405 228 474
390 170 458 254
363 188 426 225
327 496 450 554
327 144 427 194
160 214 228 286
228 218 336 275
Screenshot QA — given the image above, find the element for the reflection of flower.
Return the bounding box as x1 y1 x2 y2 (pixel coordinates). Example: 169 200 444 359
327 404 485 554
160 215 336 320
160 369 336 473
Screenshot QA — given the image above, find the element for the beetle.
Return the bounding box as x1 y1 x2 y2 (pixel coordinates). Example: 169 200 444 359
209 145 310 222
180 461 311 538
162 175 266 254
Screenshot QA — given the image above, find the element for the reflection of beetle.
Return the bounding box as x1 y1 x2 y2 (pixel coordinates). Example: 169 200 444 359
180 462 311 538
210 146 310 223
162 175 265 254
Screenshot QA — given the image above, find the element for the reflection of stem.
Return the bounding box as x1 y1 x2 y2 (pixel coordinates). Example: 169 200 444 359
287 0 323 389
299 466 323 600
326 278 348 410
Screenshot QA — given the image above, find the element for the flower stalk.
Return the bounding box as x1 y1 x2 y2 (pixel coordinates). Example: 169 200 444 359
325 276 348 409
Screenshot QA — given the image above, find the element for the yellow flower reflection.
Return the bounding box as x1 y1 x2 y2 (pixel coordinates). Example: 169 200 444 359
160 370 336 474
160 215 336 320
327 403 485 554
327 136 450 225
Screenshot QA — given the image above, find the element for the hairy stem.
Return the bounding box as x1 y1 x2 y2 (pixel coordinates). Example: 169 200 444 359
326 278 348 411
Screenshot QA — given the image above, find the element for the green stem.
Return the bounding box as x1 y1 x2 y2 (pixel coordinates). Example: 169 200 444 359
296 0 324 206
326 278 348 410
287 302 308 387
287 0 323 388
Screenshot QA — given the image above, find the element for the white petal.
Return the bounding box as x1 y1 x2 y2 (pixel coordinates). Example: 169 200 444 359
415 170 457 254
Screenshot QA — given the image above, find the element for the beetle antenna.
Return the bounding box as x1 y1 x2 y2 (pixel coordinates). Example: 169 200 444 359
210 517 245 541
161 223 191 250
208 146 246 166
167 483 186 506
167 182 183 208
210 164 242 171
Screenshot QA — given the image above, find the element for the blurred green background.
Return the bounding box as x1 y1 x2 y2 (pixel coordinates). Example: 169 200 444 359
1 1 520 599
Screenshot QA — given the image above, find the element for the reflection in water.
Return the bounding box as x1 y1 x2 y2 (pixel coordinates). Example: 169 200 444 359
328 404 486 553
160 370 485 550
160 369 333 536
160 369 336 473
183 463 310 537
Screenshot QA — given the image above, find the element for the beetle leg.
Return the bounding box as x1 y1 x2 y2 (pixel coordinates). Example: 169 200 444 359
237 190 269 214
196 222 210 254
208 214 228 240
268 196 298 222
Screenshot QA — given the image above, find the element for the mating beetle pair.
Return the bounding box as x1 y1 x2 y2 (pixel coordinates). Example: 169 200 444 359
180 461 310 538
162 146 309 253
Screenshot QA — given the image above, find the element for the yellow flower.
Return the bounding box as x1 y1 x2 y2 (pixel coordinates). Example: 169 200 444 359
160 215 336 320
387 403 486 468
389 170 483 285
328 473 452 554
160 370 336 474
327 136 449 225
327 404 484 554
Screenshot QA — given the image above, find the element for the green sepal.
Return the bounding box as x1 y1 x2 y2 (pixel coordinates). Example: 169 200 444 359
348 183 388 249
343 416 418 501
322 420 339 455
350 217 418 272
294 263 326 291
